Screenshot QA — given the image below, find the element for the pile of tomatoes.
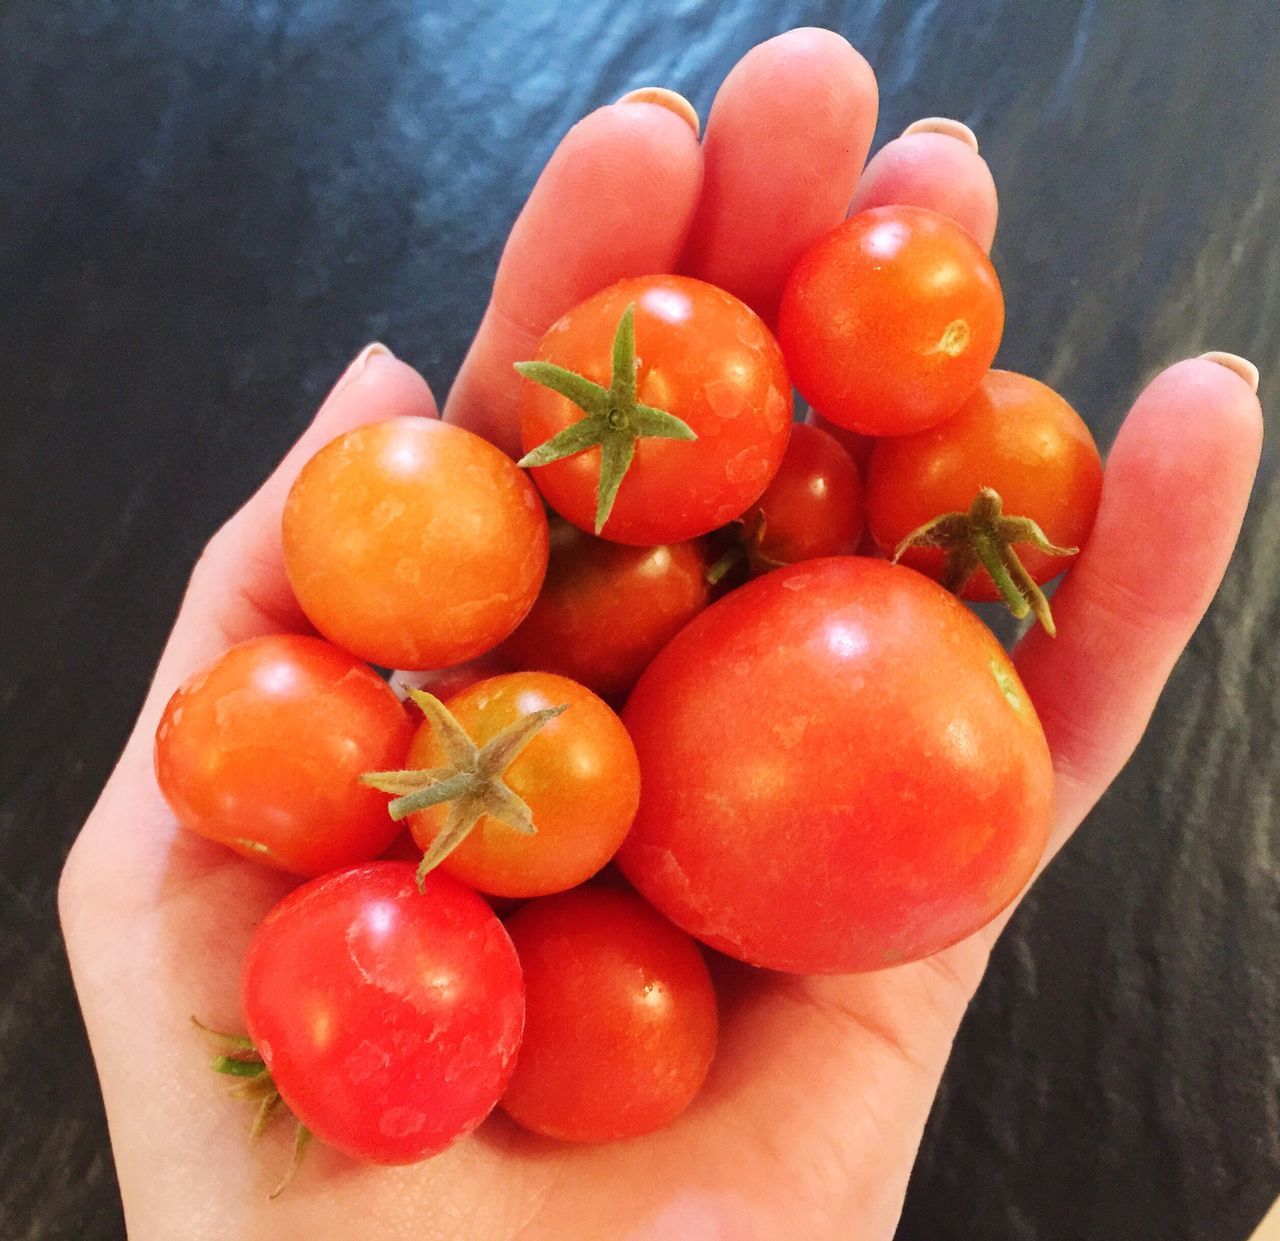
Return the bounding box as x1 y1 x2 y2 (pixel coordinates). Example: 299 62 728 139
154 204 1103 1178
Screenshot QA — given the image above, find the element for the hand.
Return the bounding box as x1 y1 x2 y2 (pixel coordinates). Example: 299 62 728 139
60 28 1262 1241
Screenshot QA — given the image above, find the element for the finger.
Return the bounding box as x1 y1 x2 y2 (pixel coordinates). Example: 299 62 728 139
1015 356 1263 852
848 118 998 251
444 102 703 456
154 345 438 699
678 27 878 324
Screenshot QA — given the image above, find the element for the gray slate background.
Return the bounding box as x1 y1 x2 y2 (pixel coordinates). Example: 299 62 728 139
1 1 1277 1238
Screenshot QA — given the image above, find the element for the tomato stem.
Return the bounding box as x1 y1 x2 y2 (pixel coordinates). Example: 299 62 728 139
362 689 569 890
892 487 1076 636
515 303 698 534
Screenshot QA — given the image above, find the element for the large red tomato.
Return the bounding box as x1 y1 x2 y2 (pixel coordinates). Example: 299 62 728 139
518 275 793 546
618 557 1053 974
778 206 1003 436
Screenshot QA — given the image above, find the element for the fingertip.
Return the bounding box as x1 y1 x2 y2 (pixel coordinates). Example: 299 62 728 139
615 87 701 139
850 132 998 251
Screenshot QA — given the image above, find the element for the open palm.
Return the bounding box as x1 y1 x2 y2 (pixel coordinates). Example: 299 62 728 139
60 29 1261 1241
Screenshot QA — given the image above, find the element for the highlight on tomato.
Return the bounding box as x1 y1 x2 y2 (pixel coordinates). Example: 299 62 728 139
500 886 718 1142
777 205 1004 436
362 671 641 899
282 416 548 670
154 634 413 875
866 368 1103 634
516 275 793 546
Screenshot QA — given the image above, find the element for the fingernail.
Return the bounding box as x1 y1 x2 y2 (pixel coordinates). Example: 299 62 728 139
1198 351 1260 394
333 342 394 396
901 116 980 153
616 87 700 139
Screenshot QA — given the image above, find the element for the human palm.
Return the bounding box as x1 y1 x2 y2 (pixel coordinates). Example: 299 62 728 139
60 29 1262 1241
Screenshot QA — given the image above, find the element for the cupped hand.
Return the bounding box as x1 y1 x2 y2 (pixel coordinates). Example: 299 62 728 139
59 28 1262 1241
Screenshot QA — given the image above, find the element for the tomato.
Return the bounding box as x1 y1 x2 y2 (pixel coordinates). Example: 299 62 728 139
735 422 864 569
383 672 640 898
155 635 413 875
282 417 548 670
778 206 1004 436
498 517 712 697
618 557 1053 974
500 887 717 1142
517 275 793 546
240 863 524 1164
866 370 1103 631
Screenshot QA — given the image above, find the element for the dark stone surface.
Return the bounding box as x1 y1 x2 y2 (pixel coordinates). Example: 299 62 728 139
1 2 1276 1238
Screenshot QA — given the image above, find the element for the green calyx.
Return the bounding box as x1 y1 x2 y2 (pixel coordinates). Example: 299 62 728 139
515 303 697 533
362 688 568 890
893 487 1077 636
192 1017 311 1198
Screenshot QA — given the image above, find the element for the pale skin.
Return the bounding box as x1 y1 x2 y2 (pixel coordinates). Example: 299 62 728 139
59 28 1263 1241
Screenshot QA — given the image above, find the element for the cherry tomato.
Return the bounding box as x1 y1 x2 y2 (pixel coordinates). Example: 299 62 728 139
866 369 1103 597
518 275 793 546
778 206 1004 436
737 422 864 568
283 417 548 670
155 635 413 875
500 887 717 1142
498 518 712 697
404 672 640 898
619 557 1053 974
241 863 524 1164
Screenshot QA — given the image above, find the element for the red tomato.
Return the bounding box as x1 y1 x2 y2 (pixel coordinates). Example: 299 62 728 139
403 673 640 898
619 558 1053 974
241 863 524 1164
518 275 793 546
866 369 1103 596
498 518 712 697
388 653 512 712
737 422 864 568
778 206 1004 436
154 635 412 875
501 887 717 1142
283 417 548 670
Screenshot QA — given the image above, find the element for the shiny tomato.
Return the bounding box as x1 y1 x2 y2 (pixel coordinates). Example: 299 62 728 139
866 369 1103 600
241 863 524 1164
282 417 548 670
737 422 864 568
500 887 717 1142
619 557 1053 974
498 517 712 697
400 673 640 898
154 635 413 875
518 275 793 546
778 206 1004 436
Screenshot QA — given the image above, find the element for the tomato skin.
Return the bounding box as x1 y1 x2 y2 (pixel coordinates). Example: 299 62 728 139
778 206 1004 436
408 672 640 898
154 635 413 875
389 653 512 715
499 518 712 697
500 887 717 1142
283 417 548 670
741 422 864 566
242 863 524 1164
618 558 1053 974
520 275 793 546
866 369 1104 596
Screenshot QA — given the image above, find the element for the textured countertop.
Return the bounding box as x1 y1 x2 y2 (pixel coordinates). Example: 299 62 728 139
1 2 1277 1238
